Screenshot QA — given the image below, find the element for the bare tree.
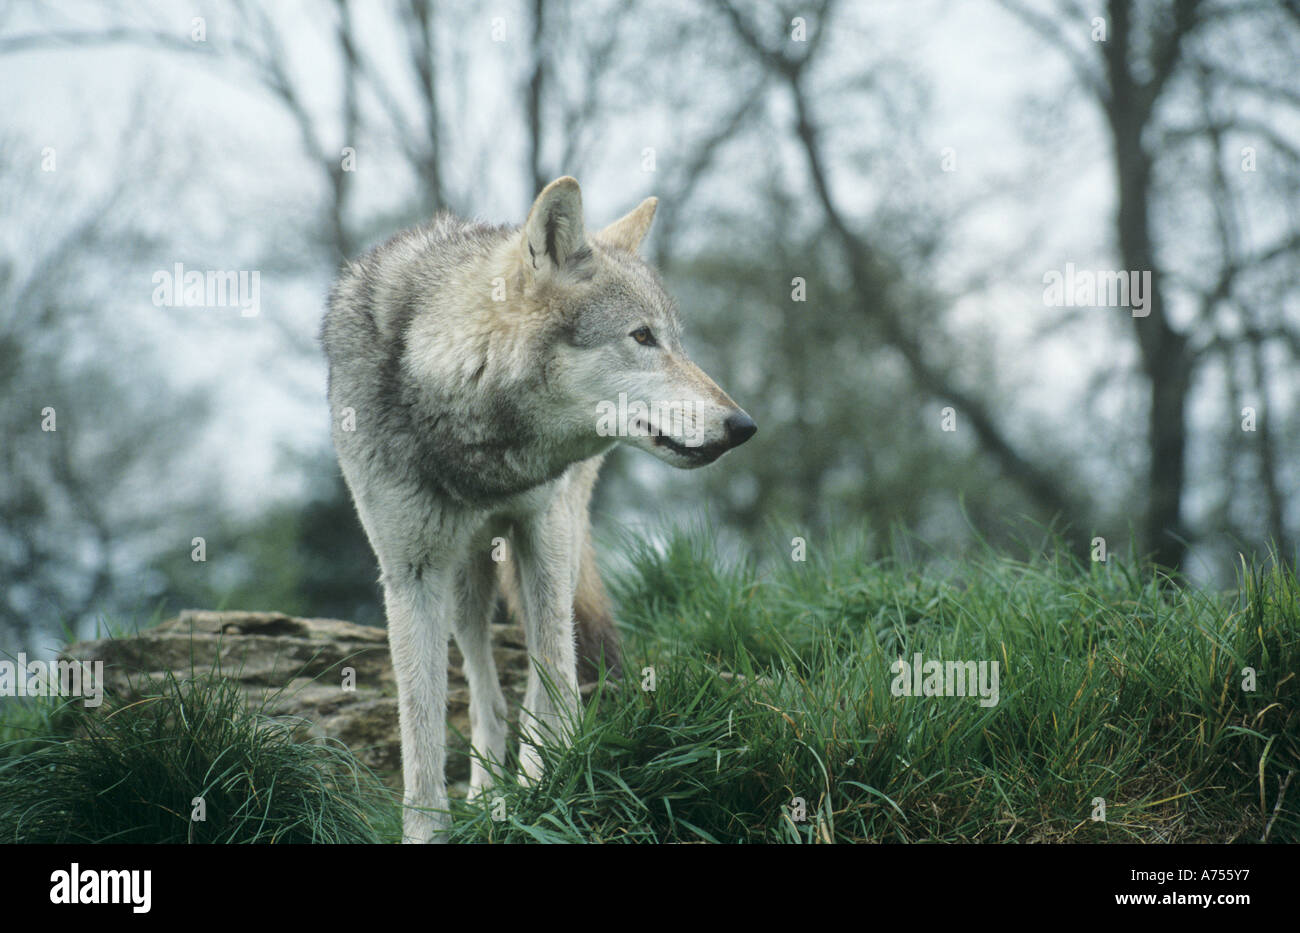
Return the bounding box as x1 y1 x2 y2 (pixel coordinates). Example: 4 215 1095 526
711 0 1087 536
0 124 211 651
996 0 1300 568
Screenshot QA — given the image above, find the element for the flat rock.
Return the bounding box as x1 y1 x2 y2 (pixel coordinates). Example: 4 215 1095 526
61 609 534 786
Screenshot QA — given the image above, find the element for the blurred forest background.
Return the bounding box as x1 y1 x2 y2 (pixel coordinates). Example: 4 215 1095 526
2 0 1298 656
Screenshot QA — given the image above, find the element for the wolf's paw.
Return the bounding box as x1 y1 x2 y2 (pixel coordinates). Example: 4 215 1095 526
517 741 545 785
466 779 494 804
402 806 449 844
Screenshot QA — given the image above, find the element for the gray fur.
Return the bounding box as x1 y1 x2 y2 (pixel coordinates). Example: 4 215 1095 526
321 179 755 842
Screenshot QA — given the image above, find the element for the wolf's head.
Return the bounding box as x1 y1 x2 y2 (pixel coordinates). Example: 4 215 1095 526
515 177 756 469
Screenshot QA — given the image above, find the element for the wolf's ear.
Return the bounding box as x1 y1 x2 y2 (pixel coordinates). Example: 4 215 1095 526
522 176 587 278
596 196 658 253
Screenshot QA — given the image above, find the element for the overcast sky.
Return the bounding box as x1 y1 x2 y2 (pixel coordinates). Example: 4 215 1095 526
7 0 1273 566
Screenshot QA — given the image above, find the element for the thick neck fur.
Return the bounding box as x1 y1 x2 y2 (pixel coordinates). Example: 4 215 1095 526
394 228 598 504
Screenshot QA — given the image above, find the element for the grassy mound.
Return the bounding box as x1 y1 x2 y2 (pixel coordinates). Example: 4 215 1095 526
448 529 1298 843
2 528 1295 843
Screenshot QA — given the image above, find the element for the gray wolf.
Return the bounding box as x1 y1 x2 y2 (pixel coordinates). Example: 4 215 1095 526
321 177 756 842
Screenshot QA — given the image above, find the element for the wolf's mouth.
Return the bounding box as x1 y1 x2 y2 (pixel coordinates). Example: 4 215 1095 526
651 431 721 463
628 417 721 463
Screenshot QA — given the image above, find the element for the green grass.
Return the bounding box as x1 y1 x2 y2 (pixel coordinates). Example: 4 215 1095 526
1 527 1296 843
0 672 399 843
447 528 1298 843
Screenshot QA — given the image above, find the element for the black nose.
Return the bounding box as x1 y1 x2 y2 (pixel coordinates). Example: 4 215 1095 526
724 411 757 447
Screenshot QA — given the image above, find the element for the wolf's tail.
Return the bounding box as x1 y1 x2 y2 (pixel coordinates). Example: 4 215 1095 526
571 527 622 682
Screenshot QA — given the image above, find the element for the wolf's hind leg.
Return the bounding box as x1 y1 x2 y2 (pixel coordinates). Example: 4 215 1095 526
453 552 509 801
514 509 581 783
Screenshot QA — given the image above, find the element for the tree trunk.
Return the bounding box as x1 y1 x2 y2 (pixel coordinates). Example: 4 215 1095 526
1110 110 1191 570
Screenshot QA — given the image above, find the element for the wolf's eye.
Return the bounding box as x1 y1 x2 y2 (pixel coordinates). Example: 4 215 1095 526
630 326 657 347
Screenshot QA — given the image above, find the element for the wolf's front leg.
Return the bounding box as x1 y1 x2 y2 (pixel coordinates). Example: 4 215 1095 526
515 508 581 783
452 554 509 800
383 572 452 843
